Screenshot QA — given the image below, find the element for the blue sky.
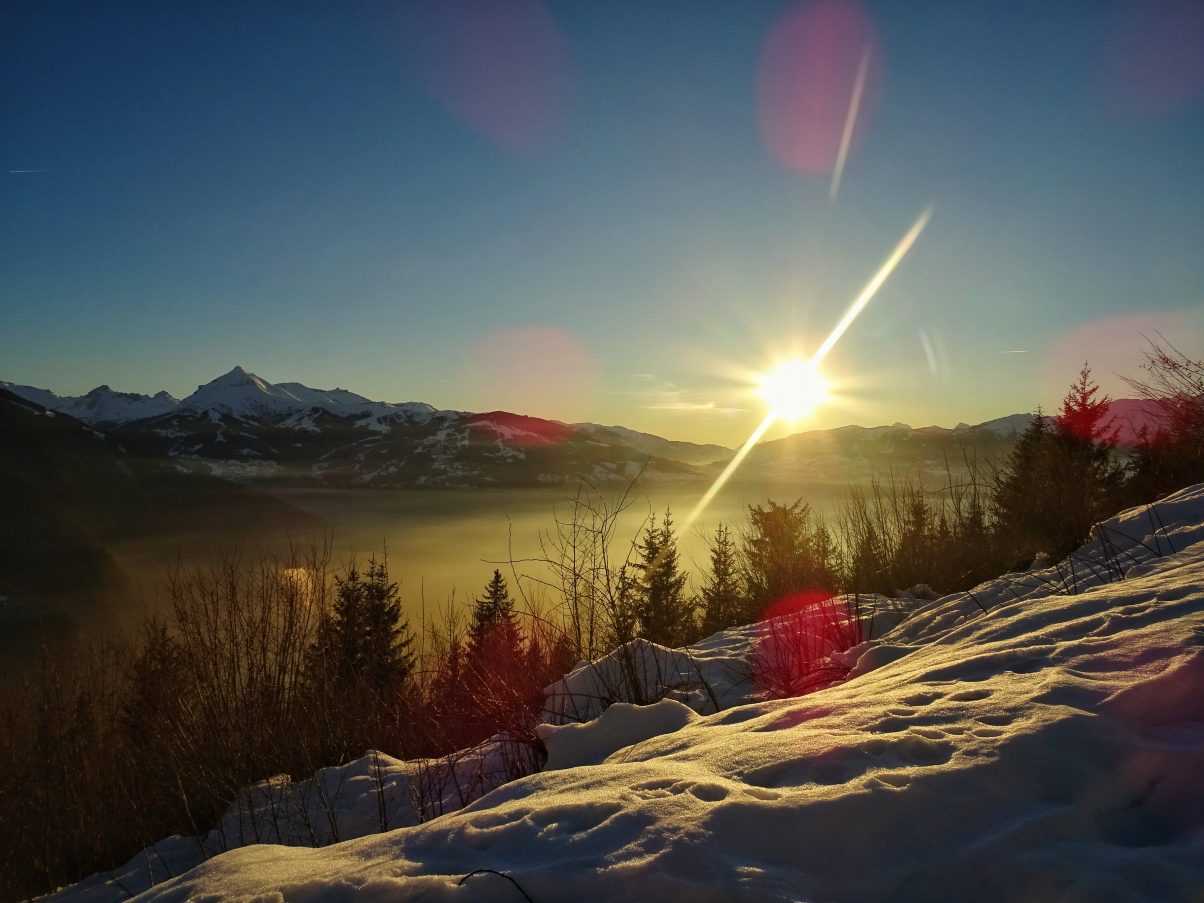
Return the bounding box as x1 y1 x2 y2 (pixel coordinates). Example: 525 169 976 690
3 1 1202 445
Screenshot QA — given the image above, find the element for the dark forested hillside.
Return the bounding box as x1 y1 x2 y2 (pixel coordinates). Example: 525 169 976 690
0 389 316 654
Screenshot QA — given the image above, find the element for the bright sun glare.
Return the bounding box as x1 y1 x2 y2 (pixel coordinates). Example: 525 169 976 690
758 358 829 419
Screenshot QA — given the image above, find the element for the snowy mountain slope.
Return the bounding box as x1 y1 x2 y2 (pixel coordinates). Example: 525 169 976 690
53 486 1204 902
177 366 439 421
0 381 179 426
2 368 707 487
574 423 734 467
100 370 705 487
965 411 1035 438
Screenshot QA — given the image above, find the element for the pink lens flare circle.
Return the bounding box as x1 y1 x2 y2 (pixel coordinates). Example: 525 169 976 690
398 0 575 156
752 589 864 699
757 0 882 174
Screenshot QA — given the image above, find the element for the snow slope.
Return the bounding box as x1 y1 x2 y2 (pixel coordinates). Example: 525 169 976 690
0 382 179 425
48 487 1204 902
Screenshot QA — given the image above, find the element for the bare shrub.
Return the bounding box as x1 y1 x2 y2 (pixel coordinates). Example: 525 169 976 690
750 591 865 700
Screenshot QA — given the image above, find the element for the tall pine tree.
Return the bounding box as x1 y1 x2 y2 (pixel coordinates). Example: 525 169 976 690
1047 364 1122 555
993 365 1122 563
309 556 415 699
467 569 524 669
741 500 836 617
633 509 695 646
699 523 744 636
460 570 528 743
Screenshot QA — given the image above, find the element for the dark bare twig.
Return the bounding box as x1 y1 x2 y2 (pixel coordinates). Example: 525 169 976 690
458 868 536 901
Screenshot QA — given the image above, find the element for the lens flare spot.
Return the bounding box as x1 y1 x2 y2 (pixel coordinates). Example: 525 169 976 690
757 0 881 174
394 0 575 156
1097 0 1204 120
759 358 829 419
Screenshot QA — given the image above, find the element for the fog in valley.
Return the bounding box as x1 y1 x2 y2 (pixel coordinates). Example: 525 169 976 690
105 478 853 630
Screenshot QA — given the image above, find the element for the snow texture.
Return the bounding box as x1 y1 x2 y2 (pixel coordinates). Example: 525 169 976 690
47 485 1204 902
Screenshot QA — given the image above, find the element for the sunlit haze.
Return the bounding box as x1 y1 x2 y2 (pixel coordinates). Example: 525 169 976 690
3 2 1203 446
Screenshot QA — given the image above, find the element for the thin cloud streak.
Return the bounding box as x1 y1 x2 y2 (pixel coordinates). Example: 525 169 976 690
631 379 742 416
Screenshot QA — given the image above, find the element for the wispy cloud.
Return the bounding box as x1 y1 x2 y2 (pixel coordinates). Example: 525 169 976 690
8 168 50 174
999 349 1028 354
631 378 743 416
647 397 726 413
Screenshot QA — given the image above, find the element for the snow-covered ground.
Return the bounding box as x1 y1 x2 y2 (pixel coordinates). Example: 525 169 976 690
49 486 1204 902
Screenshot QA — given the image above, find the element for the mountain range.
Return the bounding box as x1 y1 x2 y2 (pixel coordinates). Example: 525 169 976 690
1 367 1163 490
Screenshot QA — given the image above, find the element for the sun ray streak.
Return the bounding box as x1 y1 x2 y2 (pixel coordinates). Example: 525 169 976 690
829 45 871 202
810 205 933 367
676 206 934 539
680 412 777 536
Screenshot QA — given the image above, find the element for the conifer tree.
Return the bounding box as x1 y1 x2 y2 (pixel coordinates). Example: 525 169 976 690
992 410 1052 565
459 570 528 742
1056 363 1117 444
632 509 694 646
310 556 415 700
305 556 415 756
993 365 1122 563
467 569 524 670
1047 363 1122 554
699 523 745 636
741 500 836 616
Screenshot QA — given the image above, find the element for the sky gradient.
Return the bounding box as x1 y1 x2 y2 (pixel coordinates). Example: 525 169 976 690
3 1 1203 446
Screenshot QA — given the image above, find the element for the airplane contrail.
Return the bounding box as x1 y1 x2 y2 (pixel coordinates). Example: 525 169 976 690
8 169 50 174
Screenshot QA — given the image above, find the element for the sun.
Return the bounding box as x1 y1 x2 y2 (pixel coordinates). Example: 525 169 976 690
758 358 829 419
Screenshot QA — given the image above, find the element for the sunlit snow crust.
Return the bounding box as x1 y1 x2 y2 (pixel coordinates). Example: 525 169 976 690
49 485 1204 902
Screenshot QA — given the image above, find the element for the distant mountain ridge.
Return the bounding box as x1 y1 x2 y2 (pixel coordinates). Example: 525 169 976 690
3 368 720 488
3 367 1163 489
0 380 180 425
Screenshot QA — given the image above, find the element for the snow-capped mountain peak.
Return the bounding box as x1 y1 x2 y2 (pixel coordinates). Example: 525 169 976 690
181 367 300 417
179 367 439 421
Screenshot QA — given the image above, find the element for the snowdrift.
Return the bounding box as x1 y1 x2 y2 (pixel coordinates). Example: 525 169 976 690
49 486 1204 901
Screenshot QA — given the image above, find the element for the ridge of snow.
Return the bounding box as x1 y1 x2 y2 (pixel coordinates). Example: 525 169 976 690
50 484 1204 903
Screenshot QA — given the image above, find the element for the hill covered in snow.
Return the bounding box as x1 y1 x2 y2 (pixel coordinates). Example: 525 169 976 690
51 485 1204 902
